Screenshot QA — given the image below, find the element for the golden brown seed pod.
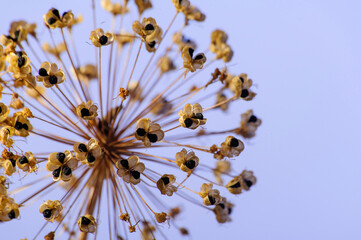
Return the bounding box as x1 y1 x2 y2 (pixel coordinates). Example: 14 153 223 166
89 28 114 47
43 8 74 29
134 0 152 15
156 174 177 196
235 109 262 138
181 46 206 72
101 0 129 15
178 103 206 129
135 118 164 147
199 183 222 206
78 214 97 233
175 148 199 172
76 100 98 120
39 200 63 222
115 155 145 185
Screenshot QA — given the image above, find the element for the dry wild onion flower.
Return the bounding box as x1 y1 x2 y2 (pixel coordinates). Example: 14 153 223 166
0 0 263 239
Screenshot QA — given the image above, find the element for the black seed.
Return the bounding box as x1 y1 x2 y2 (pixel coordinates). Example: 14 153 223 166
52 9 61 19
14 121 23 130
161 177 170 185
248 115 258 123
43 209 52 218
120 159 129 169
229 181 241 188
136 128 146 136
147 133 158 143
9 159 16 167
87 153 96 163
230 138 239 147
19 156 29 164
15 51 23 57
52 167 61 178
56 152 66 163
17 56 26 68
194 54 203 60
184 118 193 128
8 210 16 219
49 75 58 84
81 216 91 225
99 35 108 45
78 143 88 152
39 68 48 77
148 41 156 48
240 89 249 98
0 106 2 114
80 108 90 117
62 11 68 18
188 48 194 58
179 0 182 4
239 76 244 83
194 113 203 120
185 160 195 169
22 123 29 131
244 179 253 188
62 165 72 176
228 207 232 215
144 24 154 31
14 30 20 41
218 203 225 209
47 17 57 25
131 170 140 179
208 195 216 205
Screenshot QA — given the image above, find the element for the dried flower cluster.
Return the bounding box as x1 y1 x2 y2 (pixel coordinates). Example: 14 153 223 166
0 0 262 239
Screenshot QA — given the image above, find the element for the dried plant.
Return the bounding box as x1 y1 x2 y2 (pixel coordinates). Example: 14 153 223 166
0 0 262 239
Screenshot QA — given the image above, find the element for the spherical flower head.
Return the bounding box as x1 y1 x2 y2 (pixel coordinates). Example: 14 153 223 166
16 152 37 173
46 150 78 181
36 61 65 88
157 174 177 196
39 200 63 222
115 155 145 184
0 196 19 221
78 214 97 233
6 51 31 79
90 28 114 47
220 136 245 159
73 138 103 167
178 103 206 129
135 118 164 147
199 183 222 206
76 100 98 120
181 46 206 72
43 8 74 29
175 148 199 172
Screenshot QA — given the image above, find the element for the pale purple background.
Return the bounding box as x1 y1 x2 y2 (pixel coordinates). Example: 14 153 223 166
0 0 361 239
